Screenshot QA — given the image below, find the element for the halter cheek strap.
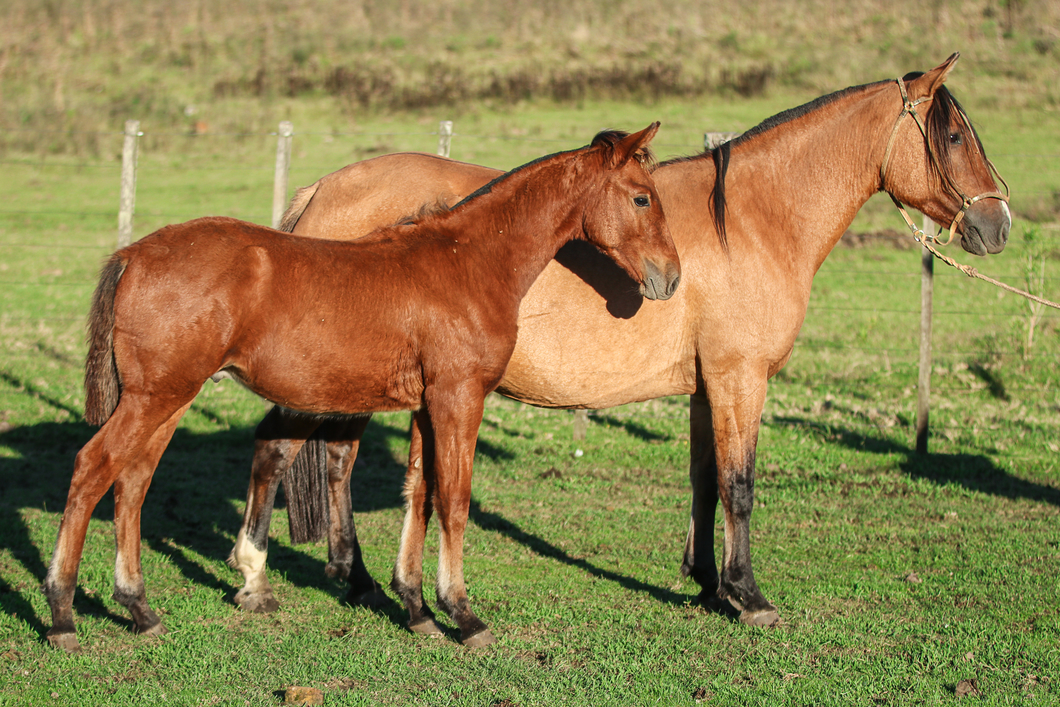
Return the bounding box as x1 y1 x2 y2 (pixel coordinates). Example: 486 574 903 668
880 77 1009 246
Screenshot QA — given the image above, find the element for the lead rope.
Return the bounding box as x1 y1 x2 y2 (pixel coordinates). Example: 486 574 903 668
906 222 1060 310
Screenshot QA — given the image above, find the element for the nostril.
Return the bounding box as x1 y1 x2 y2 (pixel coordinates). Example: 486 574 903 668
665 275 680 298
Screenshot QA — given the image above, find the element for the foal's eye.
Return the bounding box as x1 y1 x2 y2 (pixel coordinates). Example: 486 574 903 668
949 132 962 146
633 196 650 207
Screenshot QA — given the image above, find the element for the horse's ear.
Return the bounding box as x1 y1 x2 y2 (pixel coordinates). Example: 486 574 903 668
612 122 660 168
908 52 959 100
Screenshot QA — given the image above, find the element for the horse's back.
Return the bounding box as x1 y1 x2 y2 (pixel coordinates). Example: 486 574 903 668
295 153 503 241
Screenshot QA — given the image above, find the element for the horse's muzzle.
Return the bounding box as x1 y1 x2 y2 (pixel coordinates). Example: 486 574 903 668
960 201 1010 256
641 260 681 301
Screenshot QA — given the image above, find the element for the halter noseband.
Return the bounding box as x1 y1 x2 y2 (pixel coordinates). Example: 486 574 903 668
880 77 1009 246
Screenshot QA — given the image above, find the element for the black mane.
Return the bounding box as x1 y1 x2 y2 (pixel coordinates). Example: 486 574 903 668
660 80 890 249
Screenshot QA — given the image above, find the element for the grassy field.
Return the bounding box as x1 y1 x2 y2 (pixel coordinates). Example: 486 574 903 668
2 9 1060 704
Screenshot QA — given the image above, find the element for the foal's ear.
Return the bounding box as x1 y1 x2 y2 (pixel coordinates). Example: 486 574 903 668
612 122 660 168
908 52 960 99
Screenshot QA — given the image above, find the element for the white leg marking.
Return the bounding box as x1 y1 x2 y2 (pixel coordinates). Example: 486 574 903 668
230 529 270 594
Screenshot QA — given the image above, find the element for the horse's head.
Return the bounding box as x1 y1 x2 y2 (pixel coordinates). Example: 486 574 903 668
582 123 681 301
881 53 1010 256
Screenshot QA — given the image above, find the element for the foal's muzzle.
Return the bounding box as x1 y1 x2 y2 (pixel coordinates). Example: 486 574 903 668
641 260 681 301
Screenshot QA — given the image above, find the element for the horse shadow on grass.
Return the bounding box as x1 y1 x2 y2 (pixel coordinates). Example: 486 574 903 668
0 412 422 641
769 415 1060 507
0 402 686 643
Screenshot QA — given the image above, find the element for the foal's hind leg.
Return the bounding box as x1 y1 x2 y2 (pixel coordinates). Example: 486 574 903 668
112 401 193 637
44 395 191 652
318 416 388 608
391 410 443 636
230 408 318 613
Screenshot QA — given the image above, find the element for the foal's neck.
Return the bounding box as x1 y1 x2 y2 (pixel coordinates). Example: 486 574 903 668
438 151 595 299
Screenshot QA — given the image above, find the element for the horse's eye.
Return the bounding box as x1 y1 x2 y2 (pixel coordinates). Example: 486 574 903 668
949 132 962 146
634 196 650 207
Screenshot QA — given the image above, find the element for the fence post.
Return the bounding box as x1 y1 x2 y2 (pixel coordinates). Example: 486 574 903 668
916 215 935 454
573 409 589 441
437 120 453 158
272 121 294 229
703 132 740 150
117 120 140 248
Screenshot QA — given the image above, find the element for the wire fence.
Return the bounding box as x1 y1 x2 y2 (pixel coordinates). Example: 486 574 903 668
1 122 1058 450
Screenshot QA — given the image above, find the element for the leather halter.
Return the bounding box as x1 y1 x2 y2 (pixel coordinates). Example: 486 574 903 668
880 77 1009 246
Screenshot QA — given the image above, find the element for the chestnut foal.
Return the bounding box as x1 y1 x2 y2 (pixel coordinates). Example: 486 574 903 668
43 124 679 651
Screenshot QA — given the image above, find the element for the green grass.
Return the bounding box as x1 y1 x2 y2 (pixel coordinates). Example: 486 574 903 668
1 92 1059 705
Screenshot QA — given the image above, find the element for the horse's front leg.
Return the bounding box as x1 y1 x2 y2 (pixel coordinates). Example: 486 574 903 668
694 378 781 627
427 386 495 647
391 409 444 636
316 415 388 608
229 407 318 613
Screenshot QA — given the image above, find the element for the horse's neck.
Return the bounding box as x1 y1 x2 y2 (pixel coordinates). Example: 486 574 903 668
725 83 896 274
441 155 590 298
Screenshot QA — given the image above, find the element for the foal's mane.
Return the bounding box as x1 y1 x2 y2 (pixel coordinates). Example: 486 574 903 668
663 76 982 249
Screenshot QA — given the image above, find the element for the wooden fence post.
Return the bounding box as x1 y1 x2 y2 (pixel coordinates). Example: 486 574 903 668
272 121 293 229
916 215 935 455
437 120 453 158
573 409 589 441
117 120 140 248
704 132 740 150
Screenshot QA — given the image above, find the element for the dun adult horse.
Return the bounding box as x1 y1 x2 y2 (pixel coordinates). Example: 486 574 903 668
240 54 1010 630
43 124 680 652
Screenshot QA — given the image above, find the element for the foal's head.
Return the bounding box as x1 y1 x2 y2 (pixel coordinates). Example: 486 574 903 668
881 53 1010 256
582 123 681 300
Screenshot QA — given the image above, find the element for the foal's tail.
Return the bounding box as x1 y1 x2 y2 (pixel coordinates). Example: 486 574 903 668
84 254 128 426
277 182 320 233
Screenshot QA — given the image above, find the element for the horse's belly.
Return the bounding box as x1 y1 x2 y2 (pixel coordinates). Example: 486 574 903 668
498 264 697 409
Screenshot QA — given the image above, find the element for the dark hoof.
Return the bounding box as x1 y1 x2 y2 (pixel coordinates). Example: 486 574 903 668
346 587 389 610
408 617 444 636
46 630 82 653
236 593 281 614
739 607 784 628
461 628 497 648
136 621 168 637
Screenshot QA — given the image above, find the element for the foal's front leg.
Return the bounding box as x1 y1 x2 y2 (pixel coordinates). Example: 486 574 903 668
427 389 495 646
229 408 318 613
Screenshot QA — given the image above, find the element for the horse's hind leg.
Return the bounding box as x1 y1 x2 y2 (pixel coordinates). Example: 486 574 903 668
391 409 443 636
44 395 189 652
680 395 727 613
112 401 192 637
230 408 318 613
318 416 387 608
